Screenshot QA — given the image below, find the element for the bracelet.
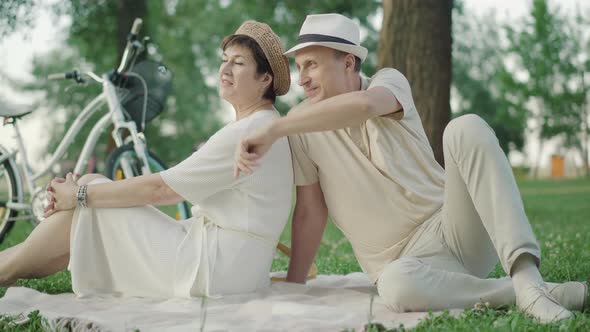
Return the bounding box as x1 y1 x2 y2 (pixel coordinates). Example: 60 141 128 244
76 184 88 208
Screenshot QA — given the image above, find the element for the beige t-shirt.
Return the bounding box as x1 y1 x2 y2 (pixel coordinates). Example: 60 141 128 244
289 68 445 282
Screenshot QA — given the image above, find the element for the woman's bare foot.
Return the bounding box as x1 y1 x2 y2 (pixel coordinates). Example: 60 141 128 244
0 271 18 288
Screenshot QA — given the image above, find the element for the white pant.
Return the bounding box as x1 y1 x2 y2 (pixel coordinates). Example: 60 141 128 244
377 114 541 312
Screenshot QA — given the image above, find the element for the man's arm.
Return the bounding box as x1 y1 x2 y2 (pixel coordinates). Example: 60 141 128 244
286 182 328 284
234 87 402 177
270 87 401 139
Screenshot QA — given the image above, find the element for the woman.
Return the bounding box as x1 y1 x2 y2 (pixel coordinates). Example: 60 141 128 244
0 21 293 298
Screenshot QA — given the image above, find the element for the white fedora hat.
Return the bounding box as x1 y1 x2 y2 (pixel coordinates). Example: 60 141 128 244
284 13 368 63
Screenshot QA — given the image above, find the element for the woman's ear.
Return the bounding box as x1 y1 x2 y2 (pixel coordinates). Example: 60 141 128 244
261 73 273 90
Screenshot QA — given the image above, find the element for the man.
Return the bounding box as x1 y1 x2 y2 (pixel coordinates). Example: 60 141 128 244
234 14 586 323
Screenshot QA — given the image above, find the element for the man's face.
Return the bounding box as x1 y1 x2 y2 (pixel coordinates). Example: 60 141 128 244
294 46 348 103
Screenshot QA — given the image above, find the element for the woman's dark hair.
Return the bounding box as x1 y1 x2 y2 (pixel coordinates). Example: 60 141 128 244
221 35 277 103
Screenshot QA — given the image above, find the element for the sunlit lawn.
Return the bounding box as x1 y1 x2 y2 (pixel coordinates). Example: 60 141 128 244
1 178 589 331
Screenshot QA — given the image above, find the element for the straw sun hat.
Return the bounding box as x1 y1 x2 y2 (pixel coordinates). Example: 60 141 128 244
229 21 291 96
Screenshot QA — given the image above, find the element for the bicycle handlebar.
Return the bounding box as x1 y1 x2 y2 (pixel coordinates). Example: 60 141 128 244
47 70 86 83
47 69 103 84
130 18 143 35
47 72 75 80
47 18 145 83
117 18 143 74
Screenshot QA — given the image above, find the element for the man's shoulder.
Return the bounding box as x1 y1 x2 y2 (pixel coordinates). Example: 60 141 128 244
367 68 413 100
369 68 408 84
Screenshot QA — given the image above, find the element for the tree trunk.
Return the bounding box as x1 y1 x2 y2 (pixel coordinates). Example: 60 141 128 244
581 72 590 177
117 0 147 61
378 0 453 166
583 118 590 178
584 118 589 178
533 138 543 179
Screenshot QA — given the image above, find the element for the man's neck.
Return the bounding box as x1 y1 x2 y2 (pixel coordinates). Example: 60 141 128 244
331 74 362 97
347 74 362 93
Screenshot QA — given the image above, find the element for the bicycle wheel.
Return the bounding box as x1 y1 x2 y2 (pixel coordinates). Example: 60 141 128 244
105 144 191 220
0 152 18 243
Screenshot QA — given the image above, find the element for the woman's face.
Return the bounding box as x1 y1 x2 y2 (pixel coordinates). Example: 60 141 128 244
219 44 268 106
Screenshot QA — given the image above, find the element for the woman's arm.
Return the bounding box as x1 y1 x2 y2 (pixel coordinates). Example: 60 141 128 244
86 173 184 208
47 172 184 216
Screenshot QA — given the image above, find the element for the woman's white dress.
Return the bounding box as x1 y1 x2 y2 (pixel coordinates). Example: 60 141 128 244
68 109 293 298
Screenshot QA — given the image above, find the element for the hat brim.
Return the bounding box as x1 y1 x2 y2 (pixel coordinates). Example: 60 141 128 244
284 41 368 63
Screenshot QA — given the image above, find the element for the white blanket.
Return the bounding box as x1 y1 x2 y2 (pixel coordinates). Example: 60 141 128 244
0 273 461 331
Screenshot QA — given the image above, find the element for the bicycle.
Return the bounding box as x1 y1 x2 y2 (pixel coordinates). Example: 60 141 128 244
0 18 190 244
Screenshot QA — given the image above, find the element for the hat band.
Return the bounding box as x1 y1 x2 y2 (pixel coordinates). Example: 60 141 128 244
297 34 355 46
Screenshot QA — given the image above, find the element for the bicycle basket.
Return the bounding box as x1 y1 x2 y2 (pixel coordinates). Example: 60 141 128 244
118 60 173 131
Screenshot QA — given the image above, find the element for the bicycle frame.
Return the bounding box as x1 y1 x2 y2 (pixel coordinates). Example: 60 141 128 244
4 74 153 214
0 17 153 222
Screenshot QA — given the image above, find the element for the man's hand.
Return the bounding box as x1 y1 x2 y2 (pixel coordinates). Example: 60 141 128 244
44 173 78 218
234 123 277 178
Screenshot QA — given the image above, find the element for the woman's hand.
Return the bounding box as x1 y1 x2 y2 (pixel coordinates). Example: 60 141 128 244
234 124 277 178
44 173 78 218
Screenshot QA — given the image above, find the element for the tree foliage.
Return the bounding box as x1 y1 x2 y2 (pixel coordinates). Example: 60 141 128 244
452 4 528 154
6 0 589 177
505 0 587 176
0 0 35 38
15 0 380 167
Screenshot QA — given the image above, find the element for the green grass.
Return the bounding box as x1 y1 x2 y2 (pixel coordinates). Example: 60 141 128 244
1 178 589 331
0 311 48 332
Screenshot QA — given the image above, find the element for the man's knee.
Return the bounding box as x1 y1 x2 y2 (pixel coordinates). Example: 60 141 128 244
443 114 498 154
77 173 108 185
377 257 423 312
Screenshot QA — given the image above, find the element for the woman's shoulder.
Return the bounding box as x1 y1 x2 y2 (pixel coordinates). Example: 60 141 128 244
206 109 279 147
244 109 279 124
226 109 279 135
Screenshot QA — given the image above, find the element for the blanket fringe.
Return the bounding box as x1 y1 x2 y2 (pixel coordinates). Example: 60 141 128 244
45 317 111 332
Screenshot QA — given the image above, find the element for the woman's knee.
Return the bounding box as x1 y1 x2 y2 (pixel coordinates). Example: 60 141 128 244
77 173 108 185
377 257 424 312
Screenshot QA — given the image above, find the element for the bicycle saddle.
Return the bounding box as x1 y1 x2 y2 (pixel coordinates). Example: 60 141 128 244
0 102 33 119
